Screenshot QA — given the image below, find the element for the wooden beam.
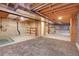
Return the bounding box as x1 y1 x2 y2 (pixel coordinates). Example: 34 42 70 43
48 23 50 34
35 20 38 36
0 17 2 31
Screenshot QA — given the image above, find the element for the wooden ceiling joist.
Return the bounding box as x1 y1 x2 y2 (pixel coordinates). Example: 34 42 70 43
36 3 56 12
42 6 79 15
0 3 79 24
31 3 79 24
40 4 78 13
31 3 44 10
32 3 50 11
39 3 70 13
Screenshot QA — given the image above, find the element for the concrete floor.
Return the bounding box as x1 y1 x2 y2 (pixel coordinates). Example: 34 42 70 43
44 33 70 41
0 37 78 56
0 34 36 47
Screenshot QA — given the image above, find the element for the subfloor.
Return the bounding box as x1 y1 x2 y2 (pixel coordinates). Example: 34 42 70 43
0 37 79 56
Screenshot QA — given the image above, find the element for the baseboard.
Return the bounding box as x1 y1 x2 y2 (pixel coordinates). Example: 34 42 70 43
76 43 79 51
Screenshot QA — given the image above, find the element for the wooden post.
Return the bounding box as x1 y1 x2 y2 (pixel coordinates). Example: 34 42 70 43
41 17 45 36
48 23 50 34
0 17 3 31
35 20 38 36
70 14 77 44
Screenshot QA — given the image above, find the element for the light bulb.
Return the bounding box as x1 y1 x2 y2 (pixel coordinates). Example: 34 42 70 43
20 17 25 21
58 16 63 20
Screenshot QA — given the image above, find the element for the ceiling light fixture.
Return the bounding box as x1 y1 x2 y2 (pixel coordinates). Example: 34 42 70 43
20 17 29 21
20 17 25 21
58 16 63 20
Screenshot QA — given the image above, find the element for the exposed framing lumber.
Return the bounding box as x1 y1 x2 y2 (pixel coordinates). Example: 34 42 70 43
0 5 56 24
41 4 78 14
43 8 79 15
32 4 50 11
39 3 70 13
70 13 77 43
31 3 44 10
36 3 56 12
31 10 57 24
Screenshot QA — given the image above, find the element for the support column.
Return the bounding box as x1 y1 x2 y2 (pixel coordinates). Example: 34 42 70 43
70 14 77 44
41 17 45 36
35 20 38 36
48 23 50 34
76 13 79 50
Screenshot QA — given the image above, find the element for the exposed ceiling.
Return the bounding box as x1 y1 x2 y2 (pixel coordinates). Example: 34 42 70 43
0 3 79 24
31 3 79 24
0 3 41 21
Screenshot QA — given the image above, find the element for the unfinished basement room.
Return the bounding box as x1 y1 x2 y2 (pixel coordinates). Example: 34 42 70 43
0 3 79 56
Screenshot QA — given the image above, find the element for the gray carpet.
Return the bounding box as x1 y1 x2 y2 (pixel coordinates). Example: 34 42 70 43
0 37 79 56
